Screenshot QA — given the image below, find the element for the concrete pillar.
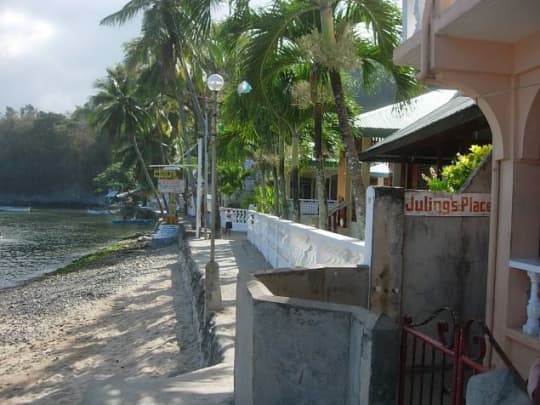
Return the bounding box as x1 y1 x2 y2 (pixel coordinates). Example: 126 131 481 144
365 186 404 320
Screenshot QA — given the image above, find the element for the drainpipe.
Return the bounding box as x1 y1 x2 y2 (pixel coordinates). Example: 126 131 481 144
485 156 500 366
417 0 435 82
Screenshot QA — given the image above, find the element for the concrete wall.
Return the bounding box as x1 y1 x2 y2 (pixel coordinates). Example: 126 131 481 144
176 231 222 366
364 187 404 320
403 210 489 323
247 211 365 268
366 186 490 323
235 271 399 405
255 266 369 307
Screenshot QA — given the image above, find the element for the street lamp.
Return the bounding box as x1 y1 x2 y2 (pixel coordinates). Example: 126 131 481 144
237 80 252 95
205 73 224 311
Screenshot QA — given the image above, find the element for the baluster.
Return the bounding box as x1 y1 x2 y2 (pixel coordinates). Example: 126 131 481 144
413 0 426 33
523 271 540 336
398 328 409 405
419 341 426 404
409 338 417 404
429 346 435 404
439 354 446 405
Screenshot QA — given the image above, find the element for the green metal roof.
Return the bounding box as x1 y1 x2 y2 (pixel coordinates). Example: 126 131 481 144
354 90 457 132
358 94 480 161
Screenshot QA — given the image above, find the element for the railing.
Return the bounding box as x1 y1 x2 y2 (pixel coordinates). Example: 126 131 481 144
287 199 338 216
402 0 457 41
218 201 339 233
402 0 427 41
247 211 365 268
219 207 248 232
509 258 540 337
399 308 490 405
328 200 349 232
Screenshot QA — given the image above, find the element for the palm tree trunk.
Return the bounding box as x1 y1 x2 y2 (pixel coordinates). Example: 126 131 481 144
174 83 196 212
311 67 327 230
278 131 289 219
290 129 300 222
319 0 365 233
131 133 165 216
272 164 280 216
177 54 205 130
260 167 268 212
314 100 327 230
328 69 365 232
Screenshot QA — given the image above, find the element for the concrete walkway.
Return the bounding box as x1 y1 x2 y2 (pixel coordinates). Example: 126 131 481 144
82 232 270 405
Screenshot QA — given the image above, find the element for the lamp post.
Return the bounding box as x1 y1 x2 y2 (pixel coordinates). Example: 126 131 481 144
205 73 224 311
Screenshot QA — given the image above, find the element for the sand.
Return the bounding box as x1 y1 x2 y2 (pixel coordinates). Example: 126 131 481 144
0 241 201 404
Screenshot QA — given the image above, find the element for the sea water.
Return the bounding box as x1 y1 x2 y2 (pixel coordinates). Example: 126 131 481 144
0 209 153 289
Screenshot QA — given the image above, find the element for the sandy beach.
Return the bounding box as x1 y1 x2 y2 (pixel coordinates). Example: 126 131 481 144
0 238 201 404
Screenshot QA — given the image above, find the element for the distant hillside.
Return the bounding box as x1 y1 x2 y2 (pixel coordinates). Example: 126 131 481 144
0 106 110 206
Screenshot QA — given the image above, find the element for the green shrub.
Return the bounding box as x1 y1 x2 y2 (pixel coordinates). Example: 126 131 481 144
255 186 275 213
240 192 257 209
423 144 492 192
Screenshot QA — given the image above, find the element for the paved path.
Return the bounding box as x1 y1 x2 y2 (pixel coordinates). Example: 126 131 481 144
83 232 270 405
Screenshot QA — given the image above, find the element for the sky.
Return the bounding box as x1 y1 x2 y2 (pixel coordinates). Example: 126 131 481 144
0 0 269 115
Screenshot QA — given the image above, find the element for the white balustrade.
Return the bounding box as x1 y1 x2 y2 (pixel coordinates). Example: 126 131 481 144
510 258 540 337
247 211 365 269
219 207 248 232
401 0 458 41
402 0 426 41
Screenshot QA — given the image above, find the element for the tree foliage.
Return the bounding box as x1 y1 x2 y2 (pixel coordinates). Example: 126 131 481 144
217 162 251 196
92 161 137 194
0 106 110 204
1 0 422 215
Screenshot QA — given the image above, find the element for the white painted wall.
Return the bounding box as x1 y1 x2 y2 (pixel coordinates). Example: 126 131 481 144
247 211 366 268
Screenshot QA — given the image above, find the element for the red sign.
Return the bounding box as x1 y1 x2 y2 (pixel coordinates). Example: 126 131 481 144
404 192 491 216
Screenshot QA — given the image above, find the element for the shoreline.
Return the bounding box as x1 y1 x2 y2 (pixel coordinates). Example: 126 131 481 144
0 236 201 404
35 232 150 278
0 232 149 293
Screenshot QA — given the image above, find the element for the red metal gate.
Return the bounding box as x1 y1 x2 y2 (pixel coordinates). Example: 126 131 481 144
398 309 490 405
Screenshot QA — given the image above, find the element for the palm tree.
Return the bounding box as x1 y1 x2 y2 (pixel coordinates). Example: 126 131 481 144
226 3 317 221
316 0 418 231
101 1 224 205
224 2 331 227
233 0 418 232
310 64 329 228
220 80 284 216
90 65 165 214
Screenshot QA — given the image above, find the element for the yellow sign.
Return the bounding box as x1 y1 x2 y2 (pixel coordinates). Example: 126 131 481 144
153 169 177 179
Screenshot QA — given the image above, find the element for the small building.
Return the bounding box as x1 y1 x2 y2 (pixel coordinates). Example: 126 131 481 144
335 90 491 237
395 0 540 380
358 93 492 189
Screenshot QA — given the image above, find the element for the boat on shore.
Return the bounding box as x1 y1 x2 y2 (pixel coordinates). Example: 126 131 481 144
86 208 119 215
0 206 31 213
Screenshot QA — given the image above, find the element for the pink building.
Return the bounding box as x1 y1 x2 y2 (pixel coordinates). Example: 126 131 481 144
394 0 540 377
